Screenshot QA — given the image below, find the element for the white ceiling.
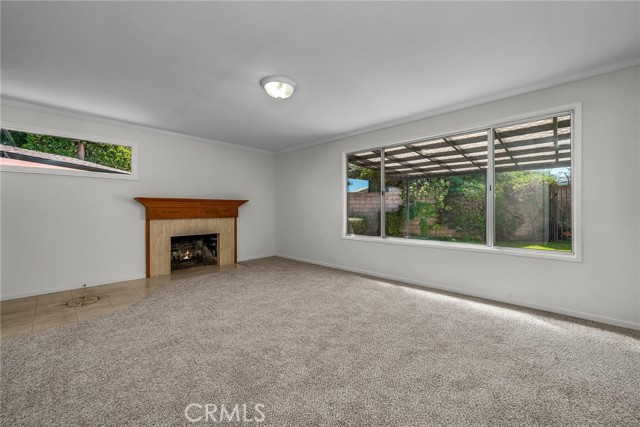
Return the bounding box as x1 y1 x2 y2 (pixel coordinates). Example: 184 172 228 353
1 2 638 152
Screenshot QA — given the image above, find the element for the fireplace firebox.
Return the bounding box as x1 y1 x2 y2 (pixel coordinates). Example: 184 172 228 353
170 234 218 271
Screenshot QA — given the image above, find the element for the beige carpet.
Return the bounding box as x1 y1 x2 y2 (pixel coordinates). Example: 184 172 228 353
1 257 639 426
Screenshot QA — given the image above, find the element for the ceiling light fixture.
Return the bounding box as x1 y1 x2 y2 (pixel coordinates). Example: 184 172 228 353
260 76 297 100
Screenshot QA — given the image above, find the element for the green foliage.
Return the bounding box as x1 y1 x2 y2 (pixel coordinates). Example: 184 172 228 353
84 142 132 172
391 171 558 241
1 129 28 146
385 211 403 237
396 177 451 236
22 133 78 158
348 217 369 235
441 175 486 240
405 177 450 210
2 129 132 172
418 216 428 235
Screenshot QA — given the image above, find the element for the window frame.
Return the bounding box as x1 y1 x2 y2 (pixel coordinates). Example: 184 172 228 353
0 121 139 181
342 103 582 262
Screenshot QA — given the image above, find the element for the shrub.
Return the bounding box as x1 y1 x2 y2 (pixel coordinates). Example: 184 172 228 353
385 211 403 237
348 217 369 235
441 175 486 240
8 131 132 172
442 195 485 240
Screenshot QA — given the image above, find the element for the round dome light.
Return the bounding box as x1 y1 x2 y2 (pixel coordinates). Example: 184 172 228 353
260 76 297 100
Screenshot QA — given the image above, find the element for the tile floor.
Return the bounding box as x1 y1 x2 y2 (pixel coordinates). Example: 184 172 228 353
1 264 240 339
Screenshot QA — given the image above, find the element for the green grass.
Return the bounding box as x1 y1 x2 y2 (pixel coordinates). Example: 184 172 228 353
406 236 572 252
496 241 572 252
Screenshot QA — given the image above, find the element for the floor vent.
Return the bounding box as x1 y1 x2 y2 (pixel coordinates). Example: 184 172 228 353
66 296 103 307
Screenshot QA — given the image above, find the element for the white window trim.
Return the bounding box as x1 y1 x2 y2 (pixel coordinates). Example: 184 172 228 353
0 121 139 181
342 103 582 263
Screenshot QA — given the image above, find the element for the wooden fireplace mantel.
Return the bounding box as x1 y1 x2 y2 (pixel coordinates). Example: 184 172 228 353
135 197 248 220
135 198 248 277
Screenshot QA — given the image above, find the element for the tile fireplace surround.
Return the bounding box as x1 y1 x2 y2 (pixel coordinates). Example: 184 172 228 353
135 198 248 277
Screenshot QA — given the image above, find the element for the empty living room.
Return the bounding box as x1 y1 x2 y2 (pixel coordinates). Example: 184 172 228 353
1 1 639 426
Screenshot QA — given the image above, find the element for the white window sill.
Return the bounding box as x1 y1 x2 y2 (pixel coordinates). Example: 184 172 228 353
342 234 581 263
0 164 138 180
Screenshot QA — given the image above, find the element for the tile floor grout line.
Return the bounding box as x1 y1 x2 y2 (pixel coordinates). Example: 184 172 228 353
29 304 36 333
2 263 229 338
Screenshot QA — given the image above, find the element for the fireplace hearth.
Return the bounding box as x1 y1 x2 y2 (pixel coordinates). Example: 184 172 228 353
171 234 218 271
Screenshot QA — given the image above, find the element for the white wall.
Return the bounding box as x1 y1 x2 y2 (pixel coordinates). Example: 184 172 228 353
1 104 276 299
276 67 640 329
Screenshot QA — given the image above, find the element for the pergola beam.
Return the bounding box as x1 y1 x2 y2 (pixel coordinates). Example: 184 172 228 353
494 129 518 166
442 137 484 171
385 160 571 180
405 145 455 173
351 143 571 173
348 116 572 181
355 133 570 162
496 117 570 139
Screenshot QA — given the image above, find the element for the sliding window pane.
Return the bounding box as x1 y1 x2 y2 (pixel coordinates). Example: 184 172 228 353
384 147 409 237
493 115 572 252
347 150 381 236
384 131 488 243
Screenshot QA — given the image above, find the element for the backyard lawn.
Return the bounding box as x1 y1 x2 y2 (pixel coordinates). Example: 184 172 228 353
411 236 572 252
497 241 572 251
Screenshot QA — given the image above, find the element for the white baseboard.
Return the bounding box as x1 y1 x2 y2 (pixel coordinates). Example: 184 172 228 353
237 253 277 262
277 253 640 331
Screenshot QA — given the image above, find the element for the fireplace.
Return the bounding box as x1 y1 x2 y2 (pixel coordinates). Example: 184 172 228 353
135 198 248 277
171 233 218 271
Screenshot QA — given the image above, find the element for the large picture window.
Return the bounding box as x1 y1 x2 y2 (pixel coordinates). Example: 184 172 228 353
345 110 576 257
